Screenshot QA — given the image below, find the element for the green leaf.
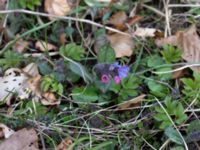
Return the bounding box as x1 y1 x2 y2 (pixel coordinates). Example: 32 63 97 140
154 113 169 122
68 61 92 83
97 44 115 63
162 45 182 63
147 80 169 97
187 120 200 134
165 126 183 145
147 55 164 67
72 86 99 103
59 43 85 61
170 146 184 150
0 50 23 69
156 66 172 80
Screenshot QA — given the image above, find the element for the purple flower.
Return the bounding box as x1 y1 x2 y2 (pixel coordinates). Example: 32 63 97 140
114 76 121 84
118 66 129 79
109 62 121 71
101 74 109 83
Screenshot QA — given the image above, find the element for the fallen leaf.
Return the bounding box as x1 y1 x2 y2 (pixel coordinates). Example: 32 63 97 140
45 0 72 20
0 67 29 105
155 35 178 47
35 40 57 51
56 138 72 150
117 94 146 110
155 25 200 73
127 15 143 26
107 33 134 58
0 123 15 139
41 92 60 105
59 33 67 45
0 0 6 10
134 27 158 38
0 128 39 150
172 66 187 79
109 11 127 28
13 39 29 53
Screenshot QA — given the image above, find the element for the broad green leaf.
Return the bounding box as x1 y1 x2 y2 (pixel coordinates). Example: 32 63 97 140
97 44 115 63
68 61 92 83
147 55 164 67
72 86 98 103
165 127 183 145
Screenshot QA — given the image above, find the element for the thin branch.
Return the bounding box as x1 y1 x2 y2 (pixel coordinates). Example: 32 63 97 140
0 9 130 37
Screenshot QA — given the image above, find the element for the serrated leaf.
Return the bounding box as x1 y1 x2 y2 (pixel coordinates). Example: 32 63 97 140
59 43 85 61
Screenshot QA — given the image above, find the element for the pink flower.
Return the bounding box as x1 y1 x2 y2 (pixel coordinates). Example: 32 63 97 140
101 74 109 83
114 76 121 84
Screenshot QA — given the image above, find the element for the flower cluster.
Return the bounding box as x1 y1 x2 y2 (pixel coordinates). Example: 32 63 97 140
100 62 130 84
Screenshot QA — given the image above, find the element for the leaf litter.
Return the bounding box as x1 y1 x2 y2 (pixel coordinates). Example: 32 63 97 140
1 0 200 149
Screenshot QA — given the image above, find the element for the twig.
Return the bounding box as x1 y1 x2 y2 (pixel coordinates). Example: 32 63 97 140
0 9 130 37
153 63 200 74
141 4 165 17
169 4 200 8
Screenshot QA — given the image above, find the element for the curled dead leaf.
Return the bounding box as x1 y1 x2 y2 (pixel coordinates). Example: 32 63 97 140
117 94 146 110
56 138 72 150
109 11 127 27
0 128 38 150
13 38 29 53
41 92 60 105
107 33 134 58
45 0 72 20
0 123 14 139
35 40 57 51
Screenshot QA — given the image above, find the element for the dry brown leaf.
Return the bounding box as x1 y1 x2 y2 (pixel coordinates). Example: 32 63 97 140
156 25 200 73
134 27 158 38
0 0 6 10
13 39 29 53
0 128 38 150
107 33 134 58
60 33 67 45
109 11 127 27
35 40 57 51
56 138 72 150
45 0 71 20
155 35 178 47
0 123 14 139
172 68 187 79
41 92 60 105
117 94 146 110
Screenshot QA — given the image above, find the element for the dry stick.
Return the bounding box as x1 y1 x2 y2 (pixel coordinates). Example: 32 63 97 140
169 4 200 8
141 4 165 17
0 9 130 37
163 0 172 36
